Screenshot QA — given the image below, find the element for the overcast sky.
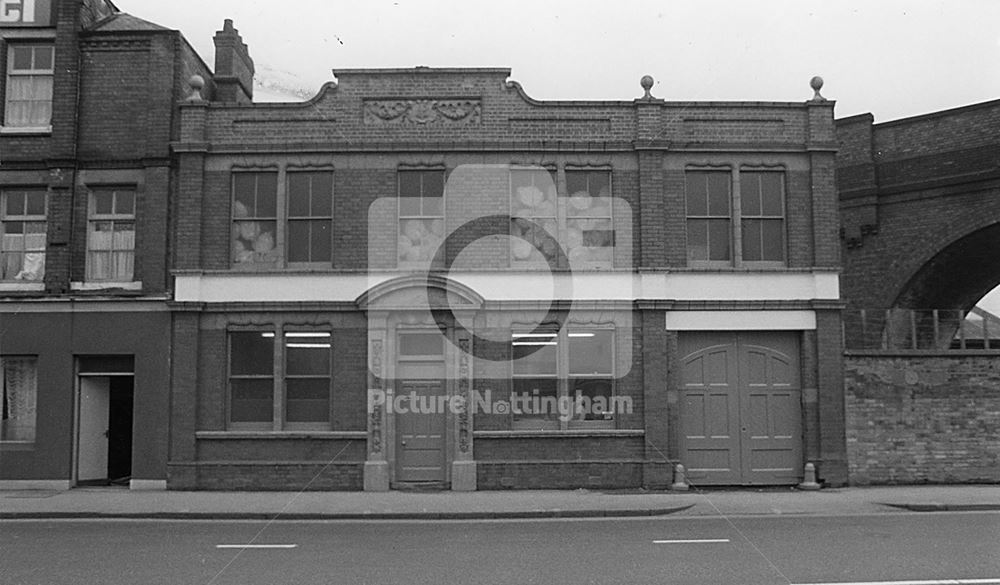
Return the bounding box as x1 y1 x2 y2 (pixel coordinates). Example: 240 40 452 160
113 0 1000 123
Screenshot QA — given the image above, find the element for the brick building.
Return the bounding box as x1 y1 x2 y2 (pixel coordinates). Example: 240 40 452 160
169 46 845 488
0 0 210 489
2 2 847 491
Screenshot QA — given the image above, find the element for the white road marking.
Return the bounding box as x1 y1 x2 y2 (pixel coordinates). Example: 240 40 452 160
790 579 1000 585
215 544 298 549
653 538 730 544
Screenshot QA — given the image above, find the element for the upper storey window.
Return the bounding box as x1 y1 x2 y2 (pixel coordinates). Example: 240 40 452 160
232 172 278 265
0 188 46 281
4 44 53 130
685 169 786 266
86 188 136 282
510 168 614 268
397 170 444 265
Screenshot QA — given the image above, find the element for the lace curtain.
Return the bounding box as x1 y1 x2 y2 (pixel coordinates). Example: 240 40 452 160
1 357 37 442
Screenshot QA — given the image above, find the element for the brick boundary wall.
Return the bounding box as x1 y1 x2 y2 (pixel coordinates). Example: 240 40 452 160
845 354 1000 484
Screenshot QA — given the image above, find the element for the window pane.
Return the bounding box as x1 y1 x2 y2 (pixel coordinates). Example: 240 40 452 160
565 171 587 196
93 191 113 215
232 220 277 264
233 174 256 217
287 220 309 263
707 173 730 216
88 221 114 251
687 219 708 261
5 192 25 216
114 191 135 215
285 332 331 375
230 379 273 423
761 219 785 261
422 171 444 198
256 174 277 217
230 331 274 375
570 378 614 421
422 196 443 217
311 173 333 216
568 330 613 375
511 378 558 425
11 47 32 70
399 172 421 198
285 379 330 423
287 174 310 217
741 174 761 216
742 219 763 261
310 220 331 262
511 333 557 375
685 174 707 216
398 197 420 216
23 191 44 216
708 219 731 261
1 357 37 442
34 47 54 70
760 173 784 216
588 171 610 196
399 333 443 356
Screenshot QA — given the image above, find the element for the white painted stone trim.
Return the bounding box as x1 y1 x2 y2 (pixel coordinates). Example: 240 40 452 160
129 479 167 491
174 271 840 304
665 310 817 330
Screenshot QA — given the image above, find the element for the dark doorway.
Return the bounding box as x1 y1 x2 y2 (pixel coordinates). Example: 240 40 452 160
76 356 134 487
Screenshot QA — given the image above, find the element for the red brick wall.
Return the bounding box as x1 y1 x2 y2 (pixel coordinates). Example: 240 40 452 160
846 354 1000 484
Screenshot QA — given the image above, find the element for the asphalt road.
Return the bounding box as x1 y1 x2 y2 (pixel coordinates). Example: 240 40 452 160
1 512 999 585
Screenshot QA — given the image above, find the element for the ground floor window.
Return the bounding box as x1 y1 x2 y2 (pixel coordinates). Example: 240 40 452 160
1 356 37 442
511 327 615 430
228 329 333 430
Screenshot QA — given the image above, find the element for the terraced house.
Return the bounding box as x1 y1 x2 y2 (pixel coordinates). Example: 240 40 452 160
0 0 209 490
2 0 847 491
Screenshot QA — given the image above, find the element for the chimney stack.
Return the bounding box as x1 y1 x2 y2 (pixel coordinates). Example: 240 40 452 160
213 19 254 103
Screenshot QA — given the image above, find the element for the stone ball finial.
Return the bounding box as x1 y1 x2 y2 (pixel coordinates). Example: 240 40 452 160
186 75 205 101
810 75 825 101
640 75 655 99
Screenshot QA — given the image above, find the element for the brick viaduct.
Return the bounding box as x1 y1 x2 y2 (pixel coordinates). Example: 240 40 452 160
837 99 1000 314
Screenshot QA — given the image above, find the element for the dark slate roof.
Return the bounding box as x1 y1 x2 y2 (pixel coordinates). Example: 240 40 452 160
88 12 171 32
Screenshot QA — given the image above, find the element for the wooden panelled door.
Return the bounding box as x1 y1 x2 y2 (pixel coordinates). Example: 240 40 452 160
678 331 802 485
395 380 447 483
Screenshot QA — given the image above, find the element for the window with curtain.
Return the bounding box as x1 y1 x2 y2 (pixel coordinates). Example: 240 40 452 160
87 188 136 281
1 356 37 443
0 189 47 281
4 44 54 129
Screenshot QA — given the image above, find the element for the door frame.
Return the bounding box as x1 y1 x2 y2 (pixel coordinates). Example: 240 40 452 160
388 325 453 487
73 367 135 487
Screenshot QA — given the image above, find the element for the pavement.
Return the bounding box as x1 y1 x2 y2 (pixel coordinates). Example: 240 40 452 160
2 484 999 520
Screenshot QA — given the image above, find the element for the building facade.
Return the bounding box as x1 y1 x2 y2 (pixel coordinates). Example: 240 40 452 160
169 61 845 490
0 0 210 489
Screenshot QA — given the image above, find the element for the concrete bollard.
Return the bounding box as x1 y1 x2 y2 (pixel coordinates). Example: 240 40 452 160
671 463 690 491
798 462 821 490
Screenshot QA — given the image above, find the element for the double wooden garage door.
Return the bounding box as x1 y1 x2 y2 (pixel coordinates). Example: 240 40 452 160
679 332 803 485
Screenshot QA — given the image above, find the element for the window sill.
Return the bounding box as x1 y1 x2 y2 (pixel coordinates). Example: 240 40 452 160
70 281 142 291
197 431 366 440
0 126 52 135
475 429 643 439
0 282 44 292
